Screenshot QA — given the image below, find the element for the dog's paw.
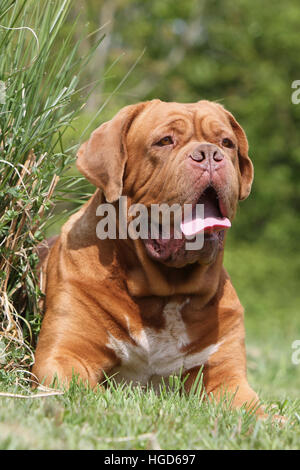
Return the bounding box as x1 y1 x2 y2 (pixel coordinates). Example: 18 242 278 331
259 404 288 426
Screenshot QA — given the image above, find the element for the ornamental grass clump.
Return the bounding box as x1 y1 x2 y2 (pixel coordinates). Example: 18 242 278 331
0 0 102 371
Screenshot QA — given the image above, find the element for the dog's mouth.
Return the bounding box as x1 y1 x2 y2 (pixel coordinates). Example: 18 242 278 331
180 186 231 237
143 186 231 266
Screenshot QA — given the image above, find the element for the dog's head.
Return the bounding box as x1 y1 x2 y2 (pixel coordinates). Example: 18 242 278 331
77 100 253 268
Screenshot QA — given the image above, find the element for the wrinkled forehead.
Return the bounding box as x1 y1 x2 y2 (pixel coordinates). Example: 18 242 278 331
128 100 232 140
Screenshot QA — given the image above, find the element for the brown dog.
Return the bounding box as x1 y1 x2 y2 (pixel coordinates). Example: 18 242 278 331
33 100 261 413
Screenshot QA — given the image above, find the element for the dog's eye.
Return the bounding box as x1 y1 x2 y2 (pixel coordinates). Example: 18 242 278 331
222 137 235 149
155 136 174 146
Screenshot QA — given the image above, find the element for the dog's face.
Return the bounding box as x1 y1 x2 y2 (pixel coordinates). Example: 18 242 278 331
77 100 253 268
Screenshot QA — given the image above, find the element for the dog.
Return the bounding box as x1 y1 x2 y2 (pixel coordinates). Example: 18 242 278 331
33 99 265 415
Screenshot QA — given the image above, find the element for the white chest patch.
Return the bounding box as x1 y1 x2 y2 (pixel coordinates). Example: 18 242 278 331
107 299 221 386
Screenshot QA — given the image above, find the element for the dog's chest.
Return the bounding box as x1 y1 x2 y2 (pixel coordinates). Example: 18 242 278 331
107 298 220 386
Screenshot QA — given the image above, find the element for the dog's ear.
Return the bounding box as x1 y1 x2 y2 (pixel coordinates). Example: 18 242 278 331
225 110 254 201
76 102 147 203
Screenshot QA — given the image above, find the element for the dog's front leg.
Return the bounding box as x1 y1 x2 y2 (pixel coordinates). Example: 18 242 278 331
32 303 118 389
183 339 264 417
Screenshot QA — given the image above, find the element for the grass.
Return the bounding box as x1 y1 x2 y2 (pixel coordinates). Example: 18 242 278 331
0 0 103 369
0 366 299 450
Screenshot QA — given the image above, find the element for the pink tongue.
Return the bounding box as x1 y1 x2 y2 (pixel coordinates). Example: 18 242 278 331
181 216 231 236
180 196 231 237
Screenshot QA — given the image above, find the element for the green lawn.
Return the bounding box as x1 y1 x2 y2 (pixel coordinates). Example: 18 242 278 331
0 364 299 450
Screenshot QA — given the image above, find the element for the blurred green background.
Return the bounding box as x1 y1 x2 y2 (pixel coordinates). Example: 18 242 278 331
46 0 300 395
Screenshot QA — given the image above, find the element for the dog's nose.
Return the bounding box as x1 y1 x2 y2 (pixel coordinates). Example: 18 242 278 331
189 143 224 166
